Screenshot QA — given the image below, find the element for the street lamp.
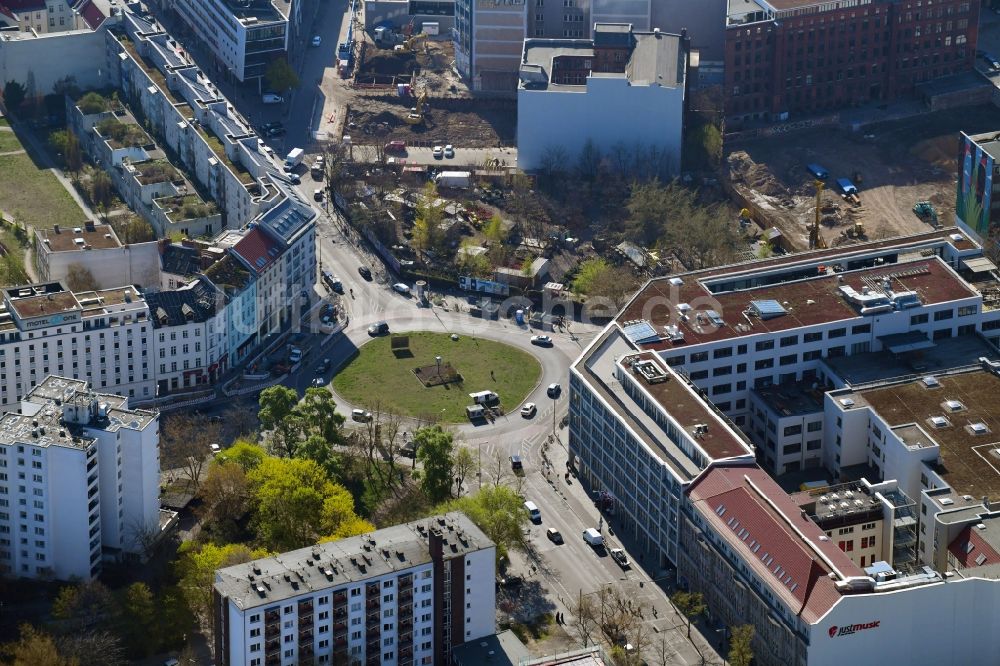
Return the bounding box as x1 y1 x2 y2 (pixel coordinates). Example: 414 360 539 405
435 355 442 379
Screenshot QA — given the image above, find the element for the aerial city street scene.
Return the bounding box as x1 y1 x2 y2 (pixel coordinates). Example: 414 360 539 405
0 0 997 664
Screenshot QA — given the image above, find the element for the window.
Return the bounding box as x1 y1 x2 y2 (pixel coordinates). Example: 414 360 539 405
755 340 774 352
690 370 709 381
804 332 823 343
780 335 799 347
755 358 774 370
779 354 797 366
783 443 801 454
852 323 871 334
911 313 929 325
784 424 802 436
713 366 732 377
714 347 733 359
806 439 821 450
690 352 709 363
803 350 822 361
712 384 732 395
934 309 953 321
958 305 977 317
828 327 846 339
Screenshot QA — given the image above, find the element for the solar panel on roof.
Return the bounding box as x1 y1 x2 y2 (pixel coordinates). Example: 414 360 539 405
623 320 660 345
751 299 787 319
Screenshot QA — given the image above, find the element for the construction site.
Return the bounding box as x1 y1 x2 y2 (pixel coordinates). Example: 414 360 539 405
344 27 516 149
725 105 1000 251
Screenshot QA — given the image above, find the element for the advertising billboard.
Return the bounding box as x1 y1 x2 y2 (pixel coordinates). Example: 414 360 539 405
956 132 995 239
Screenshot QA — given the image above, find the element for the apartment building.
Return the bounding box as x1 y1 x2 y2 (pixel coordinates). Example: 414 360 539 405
453 0 527 90
164 0 289 82
0 375 160 580
34 222 161 290
0 0 87 34
724 0 979 126
956 130 1000 243
517 23 688 172
212 513 496 666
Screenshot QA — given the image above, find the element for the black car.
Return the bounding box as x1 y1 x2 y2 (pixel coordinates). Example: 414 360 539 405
266 126 286 137
358 266 372 280
367 321 389 336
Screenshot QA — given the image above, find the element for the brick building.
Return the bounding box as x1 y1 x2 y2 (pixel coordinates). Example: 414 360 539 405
724 0 978 125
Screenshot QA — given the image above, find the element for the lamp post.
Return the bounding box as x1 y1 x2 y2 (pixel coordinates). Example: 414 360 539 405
435 355 442 379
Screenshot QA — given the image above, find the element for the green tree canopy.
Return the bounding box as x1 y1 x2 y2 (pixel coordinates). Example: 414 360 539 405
1 624 77 666
414 425 454 503
728 624 754 666
215 439 266 471
175 542 268 622
264 57 299 92
3 81 26 113
437 485 528 561
258 385 298 431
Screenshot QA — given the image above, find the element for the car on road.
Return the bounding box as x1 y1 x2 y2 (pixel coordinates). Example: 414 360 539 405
546 528 563 544
316 358 331 374
261 93 283 104
288 347 302 364
260 121 282 132
520 402 536 418
358 266 373 280
547 383 561 398
314 188 325 202
432 145 443 159
509 455 523 472
610 548 630 569
311 377 325 387
311 35 322 47
287 173 301 184
351 409 373 422
368 321 389 336
444 144 454 158
265 126 286 137
392 283 411 295
980 51 1000 70
583 527 605 548
530 335 552 347
385 140 407 154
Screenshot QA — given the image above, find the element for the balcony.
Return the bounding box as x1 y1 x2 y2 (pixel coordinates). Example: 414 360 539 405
298 630 314 644
399 620 413 634
333 592 348 604
366 599 380 610
265 639 279 653
333 608 348 620
264 624 280 639
399 590 413 604
298 613 313 627
264 610 280 623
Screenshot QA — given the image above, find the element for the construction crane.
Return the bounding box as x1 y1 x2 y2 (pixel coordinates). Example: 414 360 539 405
810 179 827 250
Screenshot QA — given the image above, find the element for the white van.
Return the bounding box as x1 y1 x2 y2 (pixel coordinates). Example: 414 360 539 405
262 93 283 104
582 527 604 547
523 501 541 522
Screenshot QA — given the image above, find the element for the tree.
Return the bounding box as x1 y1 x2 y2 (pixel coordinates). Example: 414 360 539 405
65 264 99 291
175 542 268 623
200 461 250 526
412 182 444 252
117 583 158 657
415 425 454 502
570 591 599 648
111 213 153 244
264 57 299 92
51 581 116 632
572 258 611 296
258 385 298 437
296 434 342 479
294 387 345 443
728 624 754 666
437 485 527 561
453 446 475 496
63 130 83 181
89 171 114 220
1 624 77 666
54 631 125 666
487 450 509 488
48 130 70 156
323 144 350 197
3 81 27 113
671 591 706 638
215 439 266 471
160 414 221 491
76 91 108 115
247 456 370 551
627 178 679 245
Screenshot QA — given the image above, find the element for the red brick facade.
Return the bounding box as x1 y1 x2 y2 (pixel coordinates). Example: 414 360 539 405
724 0 979 125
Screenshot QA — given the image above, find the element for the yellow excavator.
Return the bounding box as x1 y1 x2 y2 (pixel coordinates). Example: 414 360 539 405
403 90 427 124
395 33 427 54
810 179 828 250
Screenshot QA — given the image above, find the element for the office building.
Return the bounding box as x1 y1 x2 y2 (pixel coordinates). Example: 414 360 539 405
724 0 978 126
453 0 527 90
213 513 496 666
0 375 161 580
956 130 1000 243
518 23 688 172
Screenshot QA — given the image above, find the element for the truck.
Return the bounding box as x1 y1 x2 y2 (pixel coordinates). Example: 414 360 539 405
283 147 304 172
582 528 605 548
434 170 472 189
806 163 829 180
374 25 399 47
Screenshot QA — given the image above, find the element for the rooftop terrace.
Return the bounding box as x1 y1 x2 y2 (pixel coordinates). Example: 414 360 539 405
37 223 121 252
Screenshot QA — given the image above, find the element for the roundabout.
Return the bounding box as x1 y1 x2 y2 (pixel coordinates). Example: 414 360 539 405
331 331 541 423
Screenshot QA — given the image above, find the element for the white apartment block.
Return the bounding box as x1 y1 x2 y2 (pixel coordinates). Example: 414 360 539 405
35 222 161 290
453 0 527 90
213 513 496 666
0 375 160 580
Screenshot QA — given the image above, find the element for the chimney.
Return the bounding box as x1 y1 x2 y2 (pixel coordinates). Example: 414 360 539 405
985 496 991 511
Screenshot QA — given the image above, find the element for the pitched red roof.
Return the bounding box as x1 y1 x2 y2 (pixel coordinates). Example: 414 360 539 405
74 0 105 29
948 525 1000 569
687 463 865 624
232 227 281 275
0 5 16 21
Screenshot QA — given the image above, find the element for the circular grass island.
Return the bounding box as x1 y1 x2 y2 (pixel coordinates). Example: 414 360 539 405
332 331 542 423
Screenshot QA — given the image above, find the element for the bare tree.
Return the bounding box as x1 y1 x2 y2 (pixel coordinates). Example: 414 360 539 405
653 635 680 666
160 414 221 491
571 591 599 648
380 409 403 480
199 462 250 525
225 404 258 438
488 450 509 488
65 264 99 291
453 446 475 496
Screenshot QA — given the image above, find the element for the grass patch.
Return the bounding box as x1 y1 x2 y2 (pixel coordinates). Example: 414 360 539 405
0 118 9 127
0 153 88 228
0 131 23 153
333 331 541 422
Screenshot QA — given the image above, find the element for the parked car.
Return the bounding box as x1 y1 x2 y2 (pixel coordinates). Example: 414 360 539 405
368 321 389 336
385 140 407 154
260 121 282 132
261 93 283 104
314 188 325 202
351 409 373 422
509 455 523 472
547 383 561 398
209 443 221 455
432 145 443 159
265 126 286 137
311 35 322 47
358 266 373 280
524 501 541 522
311 377 325 387
805 163 829 180
546 528 563 544
531 335 552 347
392 283 411 295
316 358 331 374
288 347 302 364
520 402 537 418
444 144 455 158
583 528 604 548
610 548 630 568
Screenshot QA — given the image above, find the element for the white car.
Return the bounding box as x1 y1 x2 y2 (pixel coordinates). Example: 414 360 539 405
392 283 411 295
610 548 630 568
209 443 221 455
289 348 302 364
432 145 443 159
311 36 322 47
530 335 553 346
444 144 455 158
520 403 536 418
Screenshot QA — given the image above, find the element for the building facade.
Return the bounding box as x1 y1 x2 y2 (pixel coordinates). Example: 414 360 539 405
213 513 496 666
0 375 160 580
955 130 1000 244
453 0 527 90
35 222 161 291
518 24 687 173
724 0 979 125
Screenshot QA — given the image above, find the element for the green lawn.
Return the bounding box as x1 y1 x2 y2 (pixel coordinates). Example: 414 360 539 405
0 131 23 153
333 331 542 422
0 152 88 228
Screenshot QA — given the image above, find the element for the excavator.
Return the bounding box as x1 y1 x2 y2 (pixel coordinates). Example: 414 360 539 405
395 33 427 54
403 90 427 125
810 179 828 250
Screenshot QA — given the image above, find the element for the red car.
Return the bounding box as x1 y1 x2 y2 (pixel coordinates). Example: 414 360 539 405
385 140 407 154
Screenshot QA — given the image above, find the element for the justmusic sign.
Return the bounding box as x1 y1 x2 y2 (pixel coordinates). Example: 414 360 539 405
828 621 880 638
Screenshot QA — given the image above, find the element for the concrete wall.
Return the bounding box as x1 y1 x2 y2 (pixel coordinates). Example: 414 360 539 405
39 242 161 290
517 75 683 172
650 0 725 63
0 28 111 102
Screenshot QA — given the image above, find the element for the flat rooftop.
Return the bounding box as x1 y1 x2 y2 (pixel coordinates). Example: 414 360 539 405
859 370 1000 500
38 223 121 252
214 513 493 610
221 0 286 24
618 232 978 352
7 289 80 320
754 381 825 417
791 481 883 524
627 30 682 88
967 131 1000 163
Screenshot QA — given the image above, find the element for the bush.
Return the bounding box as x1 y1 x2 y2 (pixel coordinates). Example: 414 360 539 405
77 91 109 115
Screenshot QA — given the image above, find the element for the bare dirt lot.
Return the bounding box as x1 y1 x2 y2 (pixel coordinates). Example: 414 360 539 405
725 105 1000 249
345 97 516 149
